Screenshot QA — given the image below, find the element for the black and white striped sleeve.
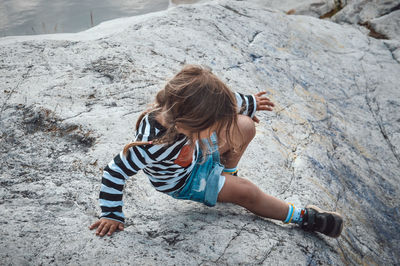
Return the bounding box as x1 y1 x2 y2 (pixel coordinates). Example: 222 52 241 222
99 145 151 223
234 92 257 118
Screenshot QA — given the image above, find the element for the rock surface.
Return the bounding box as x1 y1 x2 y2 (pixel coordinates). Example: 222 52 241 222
249 0 400 41
1 0 399 265
331 0 400 41
370 9 400 40
331 0 400 25
244 0 338 17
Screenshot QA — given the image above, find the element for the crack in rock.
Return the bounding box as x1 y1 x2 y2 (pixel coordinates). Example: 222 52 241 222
358 21 389 40
256 242 279 265
221 4 251 18
249 31 262 46
383 41 400 64
363 83 400 167
0 67 32 120
319 0 345 19
365 96 400 166
213 223 249 263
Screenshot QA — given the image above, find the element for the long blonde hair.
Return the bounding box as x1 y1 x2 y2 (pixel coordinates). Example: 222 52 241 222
123 65 240 156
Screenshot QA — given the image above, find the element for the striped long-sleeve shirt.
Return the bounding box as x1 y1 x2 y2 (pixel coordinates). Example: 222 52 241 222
99 92 257 223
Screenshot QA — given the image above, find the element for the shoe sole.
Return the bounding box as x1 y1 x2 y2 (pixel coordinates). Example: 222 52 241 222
306 204 344 238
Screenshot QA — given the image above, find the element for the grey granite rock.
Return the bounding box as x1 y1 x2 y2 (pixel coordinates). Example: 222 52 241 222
329 0 400 41
332 0 400 25
245 0 337 17
383 39 400 63
0 0 399 265
246 0 400 41
370 10 400 40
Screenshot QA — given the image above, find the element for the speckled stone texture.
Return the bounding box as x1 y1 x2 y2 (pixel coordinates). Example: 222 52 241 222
246 0 338 17
331 0 400 25
1 0 399 265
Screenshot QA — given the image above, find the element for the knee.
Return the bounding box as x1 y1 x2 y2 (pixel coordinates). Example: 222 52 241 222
234 179 260 206
237 115 256 143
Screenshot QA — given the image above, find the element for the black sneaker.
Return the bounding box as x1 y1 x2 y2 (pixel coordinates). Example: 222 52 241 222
300 205 344 238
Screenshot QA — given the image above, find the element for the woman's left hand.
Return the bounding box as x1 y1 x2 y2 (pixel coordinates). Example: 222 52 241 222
253 91 275 123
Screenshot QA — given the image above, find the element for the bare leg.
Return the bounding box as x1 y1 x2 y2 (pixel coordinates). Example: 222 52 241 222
218 115 256 168
217 115 289 221
218 174 289 220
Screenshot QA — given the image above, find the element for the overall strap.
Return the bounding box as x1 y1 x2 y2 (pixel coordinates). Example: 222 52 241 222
209 132 220 162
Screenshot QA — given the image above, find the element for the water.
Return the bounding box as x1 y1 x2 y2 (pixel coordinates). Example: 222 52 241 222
0 0 202 38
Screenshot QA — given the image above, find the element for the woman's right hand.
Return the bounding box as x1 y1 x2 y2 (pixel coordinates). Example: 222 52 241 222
89 218 124 237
